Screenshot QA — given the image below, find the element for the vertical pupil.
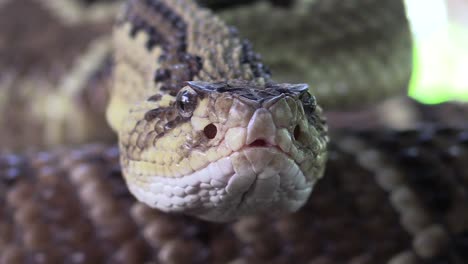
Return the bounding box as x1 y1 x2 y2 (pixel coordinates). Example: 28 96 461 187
180 92 191 111
177 89 199 118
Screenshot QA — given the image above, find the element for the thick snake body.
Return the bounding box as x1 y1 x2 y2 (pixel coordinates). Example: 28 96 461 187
1 128 468 263
1 0 468 262
216 0 413 108
0 0 117 150
1 0 412 221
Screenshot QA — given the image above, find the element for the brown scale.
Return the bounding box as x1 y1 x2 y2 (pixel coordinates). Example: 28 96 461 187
146 93 163 102
68 162 138 252
6 182 55 262
44 158 106 261
122 0 203 97
119 104 183 154
157 238 208 264
1 129 468 263
109 237 148 264
113 0 277 147
0 245 27 264
358 128 468 263
143 105 178 123
122 0 270 100
209 230 241 263
240 40 271 79
305 146 411 262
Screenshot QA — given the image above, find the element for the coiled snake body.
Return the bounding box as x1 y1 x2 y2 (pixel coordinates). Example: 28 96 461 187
0 0 411 221
1 0 468 263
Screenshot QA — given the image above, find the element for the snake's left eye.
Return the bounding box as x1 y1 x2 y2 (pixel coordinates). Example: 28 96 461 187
176 87 199 118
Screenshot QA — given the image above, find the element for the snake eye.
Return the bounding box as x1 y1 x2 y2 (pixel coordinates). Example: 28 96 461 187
176 87 198 118
300 91 316 111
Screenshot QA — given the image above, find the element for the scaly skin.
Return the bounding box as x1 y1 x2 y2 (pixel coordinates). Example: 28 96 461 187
0 0 417 221
108 0 328 221
1 127 467 263
215 0 413 109
0 0 412 150
0 0 116 151
0 0 467 261
104 0 411 221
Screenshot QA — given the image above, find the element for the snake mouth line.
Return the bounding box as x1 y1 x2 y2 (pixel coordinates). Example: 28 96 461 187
126 142 293 179
126 141 311 221
244 140 287 157
248 139 269 147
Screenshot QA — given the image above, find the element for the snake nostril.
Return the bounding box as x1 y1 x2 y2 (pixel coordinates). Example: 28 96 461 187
204 124 217 139
294 125 301 141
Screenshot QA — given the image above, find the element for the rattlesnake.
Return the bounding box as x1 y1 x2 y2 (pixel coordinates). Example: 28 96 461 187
1 0 467 263
0 0 411 150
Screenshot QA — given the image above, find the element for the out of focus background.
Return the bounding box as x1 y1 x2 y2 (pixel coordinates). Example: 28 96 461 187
0 0 466 150
406 0 468 104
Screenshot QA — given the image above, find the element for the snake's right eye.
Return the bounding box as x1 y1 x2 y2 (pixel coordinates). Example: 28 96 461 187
299 91 317 112
176 87 199 118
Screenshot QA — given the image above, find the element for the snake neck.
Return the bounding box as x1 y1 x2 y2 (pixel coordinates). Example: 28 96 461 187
107 0 272 132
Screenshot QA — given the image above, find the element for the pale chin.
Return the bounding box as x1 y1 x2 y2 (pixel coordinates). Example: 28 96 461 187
126 147 315 222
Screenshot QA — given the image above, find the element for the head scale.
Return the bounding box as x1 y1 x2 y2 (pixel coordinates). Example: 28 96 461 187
120 80 328 221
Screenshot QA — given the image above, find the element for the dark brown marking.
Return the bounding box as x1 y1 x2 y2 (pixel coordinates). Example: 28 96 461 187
142 98 186 142
363 128 468 262
144 107 172 122
147 94 162 102
154 69 171 82
164 116 183 131
241 40 271 79
120 0 273 140
0 154 30 186
122 0 203 96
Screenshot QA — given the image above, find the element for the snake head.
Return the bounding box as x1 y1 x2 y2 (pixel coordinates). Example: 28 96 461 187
119 80 328 222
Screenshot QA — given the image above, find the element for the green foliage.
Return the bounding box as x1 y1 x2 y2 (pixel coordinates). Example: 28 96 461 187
409 24 468 104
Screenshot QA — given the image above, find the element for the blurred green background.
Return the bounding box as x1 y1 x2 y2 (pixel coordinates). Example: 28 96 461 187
406 0 468 104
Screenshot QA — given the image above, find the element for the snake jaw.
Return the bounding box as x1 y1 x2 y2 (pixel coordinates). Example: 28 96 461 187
120 81 328 221
200 148 314 222
125 145 315 222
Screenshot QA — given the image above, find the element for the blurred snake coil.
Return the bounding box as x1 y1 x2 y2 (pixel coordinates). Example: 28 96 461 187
0 0 468 263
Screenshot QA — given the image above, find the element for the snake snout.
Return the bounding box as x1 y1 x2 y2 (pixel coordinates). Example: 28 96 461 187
246 108 277 146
